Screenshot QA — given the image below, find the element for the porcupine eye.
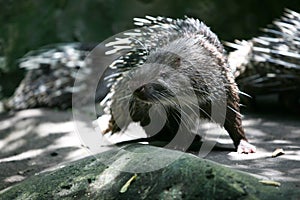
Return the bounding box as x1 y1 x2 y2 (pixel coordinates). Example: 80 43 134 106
171 56 181 69
163 52 181 69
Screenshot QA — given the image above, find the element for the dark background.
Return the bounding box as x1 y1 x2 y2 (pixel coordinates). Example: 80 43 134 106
0 0 299 99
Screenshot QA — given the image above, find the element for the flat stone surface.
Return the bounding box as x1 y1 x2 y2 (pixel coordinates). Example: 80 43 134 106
0 105 299 199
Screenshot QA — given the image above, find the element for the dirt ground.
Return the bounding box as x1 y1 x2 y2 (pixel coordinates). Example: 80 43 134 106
0 99 299 195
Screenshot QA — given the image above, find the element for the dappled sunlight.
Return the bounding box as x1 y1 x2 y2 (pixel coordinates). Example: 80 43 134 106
0 120 36 155
283 151 300 161
63 148 90 161
0 109 90 190
269 140 293 144
0 138 27 155
15 109 44 119
0 149 44 163
4 175 26 184
244 127 269 137
90 165 121 191
198 121 229 140
0 109 43 131
228 151 271 160
204 108 300 188
36 121 75 136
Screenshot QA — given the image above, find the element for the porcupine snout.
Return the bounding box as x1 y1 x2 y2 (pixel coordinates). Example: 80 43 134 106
133 83 174 103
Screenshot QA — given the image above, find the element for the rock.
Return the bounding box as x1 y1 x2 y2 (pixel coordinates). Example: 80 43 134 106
0 144 284 200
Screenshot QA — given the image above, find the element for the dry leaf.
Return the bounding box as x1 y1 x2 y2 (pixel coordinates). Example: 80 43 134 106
271 148 284 158
120 174 138 193
259 180 281 187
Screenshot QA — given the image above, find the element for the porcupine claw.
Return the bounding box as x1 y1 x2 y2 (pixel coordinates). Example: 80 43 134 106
237 139 256 154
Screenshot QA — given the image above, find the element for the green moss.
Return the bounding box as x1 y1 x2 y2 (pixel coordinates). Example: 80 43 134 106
0 144 290 199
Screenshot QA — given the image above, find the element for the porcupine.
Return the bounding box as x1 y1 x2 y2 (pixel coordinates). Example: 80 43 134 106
227 8 300 110
3 43 113 110
102 16 256 153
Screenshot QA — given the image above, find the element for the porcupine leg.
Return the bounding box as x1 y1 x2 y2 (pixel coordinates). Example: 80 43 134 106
224 99 256 153
103 115 120 134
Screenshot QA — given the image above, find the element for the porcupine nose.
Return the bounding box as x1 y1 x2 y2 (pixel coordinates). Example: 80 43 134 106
133 83 166 102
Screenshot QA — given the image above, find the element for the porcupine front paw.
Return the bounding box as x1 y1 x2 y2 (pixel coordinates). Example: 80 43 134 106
237 139 256 154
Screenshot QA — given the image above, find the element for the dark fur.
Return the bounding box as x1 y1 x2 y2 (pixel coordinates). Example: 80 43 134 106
104 17 248 150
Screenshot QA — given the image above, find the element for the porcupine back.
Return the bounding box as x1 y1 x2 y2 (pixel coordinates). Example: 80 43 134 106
103 16 235 110
227 9 300 96
4 43 93 110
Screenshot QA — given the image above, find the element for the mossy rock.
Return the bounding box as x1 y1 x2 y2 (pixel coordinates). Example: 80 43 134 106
0 144 284 199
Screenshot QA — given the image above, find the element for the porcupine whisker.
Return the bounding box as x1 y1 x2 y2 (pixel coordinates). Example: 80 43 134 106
149 94 184 128
118 94 132 101
161 104 192 132
177 106 204 137
166 99 197 131
158 92 179 107
156 93 203 132
177 108 198 131
182 103 212 131
158 106 178 128
176 114 194 134
157 92 179 108
184 102 201 118
183 98 211 119
186 97 230 125
169 107 182 125
155 93 180 114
